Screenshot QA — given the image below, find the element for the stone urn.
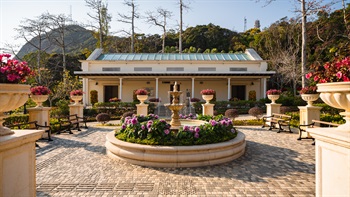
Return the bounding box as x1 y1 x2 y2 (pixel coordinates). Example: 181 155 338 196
317 82 350 131
202 95 214 104
71 95 83 105
137 95 148 105
267 94 280 104
0 84 30 136
301 94 319 107
31 94 49 108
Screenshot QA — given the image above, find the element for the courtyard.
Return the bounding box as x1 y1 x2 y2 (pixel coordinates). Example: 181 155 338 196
36 123 315 197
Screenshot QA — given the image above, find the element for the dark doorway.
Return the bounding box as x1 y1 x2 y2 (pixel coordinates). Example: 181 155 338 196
104 86 118 102
231 85 246 100
169 84 180 103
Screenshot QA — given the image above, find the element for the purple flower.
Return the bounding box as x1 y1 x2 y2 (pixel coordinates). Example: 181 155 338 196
147 120 153 129
194 127 200 133
210 120 217 126
141 125 146 130
121 124 126 130
164 129 170 135
231 128 236 133
194 132 199 138
131 118 138 125
183 125 189 131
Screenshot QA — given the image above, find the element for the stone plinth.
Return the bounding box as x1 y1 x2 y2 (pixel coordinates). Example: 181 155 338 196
307 128 350 197
69 104 84 117
136 104 148 116
28 107 51 139
266 103 281 116
298 106 322 139
0 130 44 197
202 103 214 116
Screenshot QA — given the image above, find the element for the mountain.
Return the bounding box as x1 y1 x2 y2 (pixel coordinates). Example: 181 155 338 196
17 25 97 58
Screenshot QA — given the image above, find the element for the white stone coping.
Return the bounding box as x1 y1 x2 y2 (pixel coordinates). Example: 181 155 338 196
105 131 246 168
0 130 44 151
307 128 350 148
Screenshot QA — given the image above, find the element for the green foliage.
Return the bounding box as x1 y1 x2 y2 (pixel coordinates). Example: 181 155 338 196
3 114 29 126
233 119 263 126
50 99 70 117
248 90 256 101
90 90 98 105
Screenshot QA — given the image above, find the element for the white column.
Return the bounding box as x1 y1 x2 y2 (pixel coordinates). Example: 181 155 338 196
191 78 195 97
119 78 123 100
155 78 159 98
82 78 88 105
227 78 231 100
262 78 267 98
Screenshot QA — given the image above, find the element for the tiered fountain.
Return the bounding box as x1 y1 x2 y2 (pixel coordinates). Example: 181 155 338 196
164 81 184 130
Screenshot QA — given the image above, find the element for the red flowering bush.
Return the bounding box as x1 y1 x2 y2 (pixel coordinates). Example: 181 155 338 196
0 53 33 83
266 89 281 95
135 89 148 95
190 97 200 102
299 86 317 94
200 89 215 95
30 86 51 95
306 56 350 83
70 90 84 96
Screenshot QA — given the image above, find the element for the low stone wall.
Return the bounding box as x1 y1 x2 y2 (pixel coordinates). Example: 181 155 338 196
105 131 246 168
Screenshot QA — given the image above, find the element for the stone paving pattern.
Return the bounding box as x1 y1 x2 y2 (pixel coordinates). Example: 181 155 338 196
36 123 315 197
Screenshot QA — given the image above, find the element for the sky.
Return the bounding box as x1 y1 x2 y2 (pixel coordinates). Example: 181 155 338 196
0 0 345 52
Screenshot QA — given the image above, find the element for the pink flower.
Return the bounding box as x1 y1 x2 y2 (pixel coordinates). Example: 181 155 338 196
313 75 320 82
194 132 199 138
164 129 170 135
336 71 343 79
306 72 312 79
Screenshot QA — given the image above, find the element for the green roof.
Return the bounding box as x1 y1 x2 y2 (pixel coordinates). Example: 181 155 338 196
96 53 252 61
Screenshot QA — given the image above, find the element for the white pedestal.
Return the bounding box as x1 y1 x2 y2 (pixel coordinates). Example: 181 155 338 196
298 106 322 138
28 107 51 139
69 104 84 117
202 104 215 116
136 104 149 116
266 103 281 116
307 128 350 197
0 130 44 197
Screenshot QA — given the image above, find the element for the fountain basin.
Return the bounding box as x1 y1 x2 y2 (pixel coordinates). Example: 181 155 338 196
105 130 246 168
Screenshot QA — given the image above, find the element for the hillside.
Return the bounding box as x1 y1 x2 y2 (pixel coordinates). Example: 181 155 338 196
17 25 97 58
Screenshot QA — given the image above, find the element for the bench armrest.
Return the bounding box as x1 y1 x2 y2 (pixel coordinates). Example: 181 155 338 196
298 122 315 130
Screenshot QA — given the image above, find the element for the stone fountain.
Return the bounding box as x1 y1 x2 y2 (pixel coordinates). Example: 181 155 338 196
164 81 184 129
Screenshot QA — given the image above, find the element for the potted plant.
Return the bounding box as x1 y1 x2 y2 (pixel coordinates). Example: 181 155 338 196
135 89 148 104
0 53 33 135
30 86 51 108
266 89 281 104
306 56 350 131
190 97 200 106
109 97 121 103
200 89 215 104
299 86 319 107
149 97 160 106
70 90 84 105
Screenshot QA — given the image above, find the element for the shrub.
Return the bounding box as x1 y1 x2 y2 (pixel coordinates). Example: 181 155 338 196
149 98 160 102
122 111 135 120
280 106 293 114
109 97 121 102
135 89 148 95
248 107 263 120
299 86 317 94
50 99 70 117
30 86 51 95
190 97 200 102
96 113 111 125
70 90 84 96
248 90 256 101
200 89 215 95
224 109 239 120
90 90 98 105
266 89 281 95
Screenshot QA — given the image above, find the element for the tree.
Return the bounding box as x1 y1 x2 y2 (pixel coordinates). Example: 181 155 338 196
15 14 50 84
42 13 73 84
85 0 111 50
145 8 172 53
118 0 139 53
178 0 190 53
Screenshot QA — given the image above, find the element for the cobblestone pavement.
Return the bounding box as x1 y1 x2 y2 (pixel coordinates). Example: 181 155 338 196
36 124 315 197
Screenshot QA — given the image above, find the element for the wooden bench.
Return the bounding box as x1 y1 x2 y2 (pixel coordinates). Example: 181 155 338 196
298 119 340 145
58 114 87 134
262 113 292 133
4 121 53 148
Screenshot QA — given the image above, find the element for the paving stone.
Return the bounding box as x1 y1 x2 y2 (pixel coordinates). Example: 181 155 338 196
36 124 315 196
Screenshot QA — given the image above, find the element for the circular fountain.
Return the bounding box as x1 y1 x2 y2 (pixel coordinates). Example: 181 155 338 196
105 81 246 167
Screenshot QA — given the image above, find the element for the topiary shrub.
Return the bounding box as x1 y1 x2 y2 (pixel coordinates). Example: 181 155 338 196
224 109 239 120
90 90 98 105
248 90 256 101
96 113 110 125
248 106 264 120
280 106 293 114
122 111 134 120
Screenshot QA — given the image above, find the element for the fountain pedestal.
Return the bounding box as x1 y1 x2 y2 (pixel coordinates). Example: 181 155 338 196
202 103 214 116
164 82 184 130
